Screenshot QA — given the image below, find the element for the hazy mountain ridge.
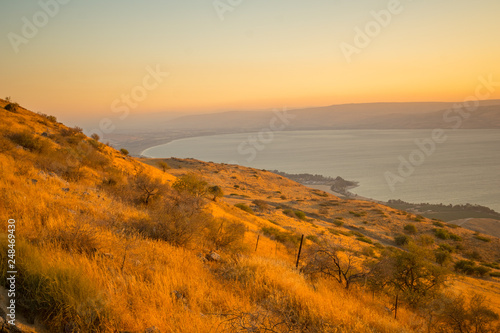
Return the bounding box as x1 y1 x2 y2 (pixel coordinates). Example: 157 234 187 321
160 101 500 131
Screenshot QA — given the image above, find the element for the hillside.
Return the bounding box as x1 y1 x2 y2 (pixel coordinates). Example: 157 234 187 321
1 99 500 332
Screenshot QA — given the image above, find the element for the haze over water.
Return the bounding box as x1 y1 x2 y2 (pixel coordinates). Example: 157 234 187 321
144 129 500 212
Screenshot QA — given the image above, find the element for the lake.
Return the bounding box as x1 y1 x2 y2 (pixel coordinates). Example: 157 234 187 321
143 129 500 212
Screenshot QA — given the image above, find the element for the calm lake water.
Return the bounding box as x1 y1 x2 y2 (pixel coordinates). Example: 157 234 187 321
143 130 500 212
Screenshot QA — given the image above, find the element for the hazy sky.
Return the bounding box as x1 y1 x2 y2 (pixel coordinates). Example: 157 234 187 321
1 0 499 124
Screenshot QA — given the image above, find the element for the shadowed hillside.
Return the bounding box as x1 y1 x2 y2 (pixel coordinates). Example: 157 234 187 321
1 99 500 332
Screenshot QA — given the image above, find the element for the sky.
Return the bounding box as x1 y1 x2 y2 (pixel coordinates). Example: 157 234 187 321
1 0 499 125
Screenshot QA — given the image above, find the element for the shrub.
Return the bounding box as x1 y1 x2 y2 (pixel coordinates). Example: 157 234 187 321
433 221 445 227
235 203 254 214
207 218 246 251
475 234 492 242
438 243 455 253
5 102 19 112
137 195 209 247
294 211 307 221
90 133 100 141
404 224 417 234
435 249 452 266
394 234 411 246
332 220 344 227
8 131 49 153
306 235 320 244
120 148 129 156
433 228 450 240
261 227 301 247
252 200 269 211
356 236 373 244
454 260 477 275
38 112 57 122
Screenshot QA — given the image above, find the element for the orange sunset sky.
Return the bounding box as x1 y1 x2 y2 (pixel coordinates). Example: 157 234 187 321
1 0 499 125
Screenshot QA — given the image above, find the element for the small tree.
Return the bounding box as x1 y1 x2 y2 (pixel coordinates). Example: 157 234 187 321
156 161 170 172
387 244 449 307
433 293 500 333
90 133 100 141
303 243 369 290
208 185 224 201
173 173 208 197
134 174 164 205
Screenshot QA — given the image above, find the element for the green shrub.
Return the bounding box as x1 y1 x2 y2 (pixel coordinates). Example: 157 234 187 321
305 235 320 244
235 203 254 214
120 148 129 156
394 234 411 246
438 243 455 253
8 131 49 153
294 211 307 221
261 227 301 246
332 220 344 227
433 228 450 240
454 260 478 275
356 236 373 244
404 224 417 234
433 221 445 227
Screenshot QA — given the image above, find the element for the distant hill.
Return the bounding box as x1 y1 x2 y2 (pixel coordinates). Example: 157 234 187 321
160 100 500 131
